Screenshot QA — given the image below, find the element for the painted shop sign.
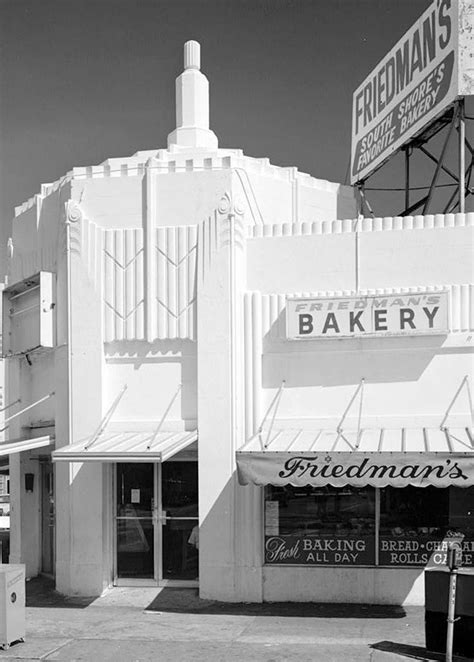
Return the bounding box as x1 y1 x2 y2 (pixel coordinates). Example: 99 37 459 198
265 534 375 565
264 535 474 567
380 536 474 567
350 0 459 183
237 453 474 488
286 292 448 339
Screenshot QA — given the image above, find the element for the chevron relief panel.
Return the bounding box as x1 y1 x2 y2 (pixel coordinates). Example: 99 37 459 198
103 229 145 341
156 226 198 340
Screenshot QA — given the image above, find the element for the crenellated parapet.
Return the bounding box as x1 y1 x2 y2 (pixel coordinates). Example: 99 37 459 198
247 212 474 238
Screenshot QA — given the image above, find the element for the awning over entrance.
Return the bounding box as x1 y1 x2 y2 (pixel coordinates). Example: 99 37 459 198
236 427 474 488
0 435 54 457
52 429 197 463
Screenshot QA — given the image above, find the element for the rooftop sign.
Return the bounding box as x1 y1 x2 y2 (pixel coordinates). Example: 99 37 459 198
351 0 462 184
286 291 449 339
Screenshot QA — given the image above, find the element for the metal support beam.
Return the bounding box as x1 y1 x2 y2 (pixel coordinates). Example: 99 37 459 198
404 146 411 210
418 144 460 184
400 193 430 217
458 99 465 213
359 104 472 217
422 105 459 214
445 160 473 214
358 185 375 218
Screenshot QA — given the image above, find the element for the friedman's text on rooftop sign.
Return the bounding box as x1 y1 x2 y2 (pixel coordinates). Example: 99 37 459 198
351 0 458 184
286 291 448 339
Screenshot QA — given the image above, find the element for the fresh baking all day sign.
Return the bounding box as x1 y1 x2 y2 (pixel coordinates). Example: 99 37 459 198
286 291 448 339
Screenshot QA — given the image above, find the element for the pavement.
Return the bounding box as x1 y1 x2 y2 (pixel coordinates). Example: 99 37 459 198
0 577 471 662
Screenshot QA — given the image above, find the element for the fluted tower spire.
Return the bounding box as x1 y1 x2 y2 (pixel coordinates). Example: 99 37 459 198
167 41 218 150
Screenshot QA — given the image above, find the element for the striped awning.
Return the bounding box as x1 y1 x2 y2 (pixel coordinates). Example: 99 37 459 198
236 427 474 488
0 435 54 457
52 429 197 463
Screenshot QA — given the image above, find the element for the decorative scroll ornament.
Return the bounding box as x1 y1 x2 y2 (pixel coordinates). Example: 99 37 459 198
65 200 83 224
218 192 245 217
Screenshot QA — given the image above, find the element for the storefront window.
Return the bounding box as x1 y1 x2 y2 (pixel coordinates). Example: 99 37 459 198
264 486 474 567
379 486 474 567
264 486 375 565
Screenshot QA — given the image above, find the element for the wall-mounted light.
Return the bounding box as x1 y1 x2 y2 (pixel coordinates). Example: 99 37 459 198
25 473 34 493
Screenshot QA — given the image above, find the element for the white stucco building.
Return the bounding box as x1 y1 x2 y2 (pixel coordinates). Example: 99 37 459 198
1 42 473 605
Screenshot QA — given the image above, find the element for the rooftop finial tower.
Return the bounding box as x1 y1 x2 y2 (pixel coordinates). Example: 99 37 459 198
167 40 218 150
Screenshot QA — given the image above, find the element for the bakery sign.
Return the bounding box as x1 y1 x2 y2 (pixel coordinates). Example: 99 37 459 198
286 291 448 339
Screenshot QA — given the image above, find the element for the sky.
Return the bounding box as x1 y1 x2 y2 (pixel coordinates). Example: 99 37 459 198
0 0 472 267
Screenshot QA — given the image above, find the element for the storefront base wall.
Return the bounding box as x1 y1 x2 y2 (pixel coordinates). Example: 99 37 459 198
263 567 425 605
8 453 41 578
200 565 264 603
55 463 106 597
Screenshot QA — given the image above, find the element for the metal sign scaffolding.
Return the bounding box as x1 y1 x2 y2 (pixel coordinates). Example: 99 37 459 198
357 99 473 219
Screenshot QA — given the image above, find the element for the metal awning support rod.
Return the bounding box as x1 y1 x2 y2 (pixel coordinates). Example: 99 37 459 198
2 392 55 426
147 383 182 451
9 285 40 301
254 380 285 450
0 398 21 414
9 304 40 317
337 378 365 436
264 381 286 449
84 384 127 450
440 375 473 432
356 378 365 448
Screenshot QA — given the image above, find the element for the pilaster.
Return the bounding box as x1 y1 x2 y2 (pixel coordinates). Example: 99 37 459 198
197 178 263 601
55 196 105 596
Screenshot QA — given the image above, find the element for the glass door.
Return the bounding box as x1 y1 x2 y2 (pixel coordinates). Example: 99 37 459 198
41 461 55 576
115 463 155 580
161 461 199 581
114 461 198 585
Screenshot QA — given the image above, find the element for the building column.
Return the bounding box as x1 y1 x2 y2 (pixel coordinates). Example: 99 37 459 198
197 181 263 602
55 197 106 596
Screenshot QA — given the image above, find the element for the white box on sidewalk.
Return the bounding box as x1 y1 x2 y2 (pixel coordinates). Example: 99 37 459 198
0 565 25 650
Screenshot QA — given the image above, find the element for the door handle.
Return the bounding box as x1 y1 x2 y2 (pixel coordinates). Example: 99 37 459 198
153 510 167 525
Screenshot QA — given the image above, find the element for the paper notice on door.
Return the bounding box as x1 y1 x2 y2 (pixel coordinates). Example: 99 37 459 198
131 489 140 504
265 500 279 535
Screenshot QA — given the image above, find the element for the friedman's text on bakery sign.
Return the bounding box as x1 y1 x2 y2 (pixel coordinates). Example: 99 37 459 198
286 292 448 339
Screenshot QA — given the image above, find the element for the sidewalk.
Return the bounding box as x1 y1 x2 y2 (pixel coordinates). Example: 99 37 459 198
0 577 466 662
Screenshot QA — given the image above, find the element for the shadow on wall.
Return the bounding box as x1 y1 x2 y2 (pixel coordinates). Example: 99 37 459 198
263 311 447 387
104 339 197 424
104 339 195 361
